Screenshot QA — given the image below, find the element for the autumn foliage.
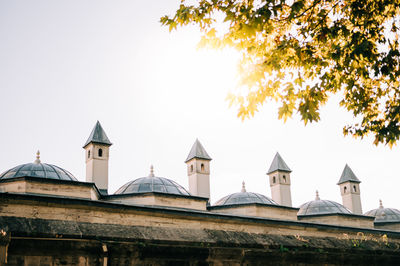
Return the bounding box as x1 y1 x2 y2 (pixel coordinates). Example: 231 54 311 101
162 0 400 146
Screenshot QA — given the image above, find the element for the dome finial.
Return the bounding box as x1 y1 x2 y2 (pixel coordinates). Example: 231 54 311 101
34 150 41 164
379 199 384 208
241 181 246 192
149 165 155 177
315 190 320 200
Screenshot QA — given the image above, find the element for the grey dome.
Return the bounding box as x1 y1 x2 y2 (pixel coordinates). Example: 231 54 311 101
298 199 352 216
115 176 190 196
0 162 78 181
365 202 400 223
214 192 277 206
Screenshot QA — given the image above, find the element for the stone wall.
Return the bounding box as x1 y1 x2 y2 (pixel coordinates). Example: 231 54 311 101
0 193 398 239
106 193 207 211
0 178 98 200
1 193 400 265
298 213 375 228
375 223 400 232
209 204 299 221
2 217 400 265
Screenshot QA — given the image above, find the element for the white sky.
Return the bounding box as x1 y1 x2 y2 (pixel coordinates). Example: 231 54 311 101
0 0 399 213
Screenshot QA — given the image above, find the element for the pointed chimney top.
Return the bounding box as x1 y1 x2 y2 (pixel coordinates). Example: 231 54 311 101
83 121 112 148
34 150 41 164
337 164 361 185
267 152 291 174
241 181 246 192
185 139 212 163
379 199 384 209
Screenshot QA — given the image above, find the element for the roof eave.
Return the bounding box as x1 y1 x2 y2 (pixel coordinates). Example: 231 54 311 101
337 180 361 185
104 191 209 201
266 169 292 175
83 141 113 149
184 156 212 163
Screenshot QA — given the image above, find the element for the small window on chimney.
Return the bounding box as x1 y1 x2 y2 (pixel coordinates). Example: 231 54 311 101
201 163 205 171
190 165 193 172
353 185 357 192
344 186 347 193
98 148 103 157
283 175 286 183
273 176 276 184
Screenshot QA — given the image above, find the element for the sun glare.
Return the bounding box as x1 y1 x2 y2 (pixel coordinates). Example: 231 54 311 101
169 32 242 99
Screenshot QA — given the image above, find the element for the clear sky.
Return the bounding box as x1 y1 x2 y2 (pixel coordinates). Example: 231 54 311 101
0 0 399 212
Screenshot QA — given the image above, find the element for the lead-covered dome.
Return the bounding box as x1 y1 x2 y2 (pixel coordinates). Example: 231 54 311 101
213 182 277 206
364 200 400 223
298 191 351 216
0 151 77 181
115 166 190 196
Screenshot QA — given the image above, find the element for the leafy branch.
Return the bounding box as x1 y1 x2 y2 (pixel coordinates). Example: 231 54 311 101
162 0 400 146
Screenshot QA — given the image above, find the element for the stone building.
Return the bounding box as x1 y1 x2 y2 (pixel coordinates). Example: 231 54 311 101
1 121 400 265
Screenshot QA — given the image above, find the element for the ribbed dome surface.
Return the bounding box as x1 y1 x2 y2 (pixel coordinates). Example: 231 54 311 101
214 192 277 206
365 206 400 223
115 176 190 196
298 199 352 216
0 162 78 181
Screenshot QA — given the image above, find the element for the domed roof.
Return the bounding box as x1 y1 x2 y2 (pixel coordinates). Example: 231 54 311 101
0 151 77 182
213 182 277 206
115 166 190 196
298 191 352 216
364 200 400 223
